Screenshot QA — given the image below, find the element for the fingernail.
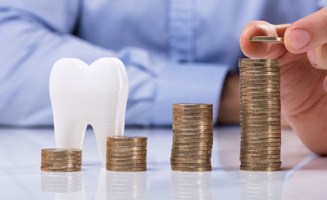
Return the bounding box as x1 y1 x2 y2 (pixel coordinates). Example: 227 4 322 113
307 50 322 69
288 29 310 50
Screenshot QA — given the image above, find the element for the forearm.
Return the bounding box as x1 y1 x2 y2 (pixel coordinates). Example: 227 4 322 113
217 74 240 125
0 3 113 126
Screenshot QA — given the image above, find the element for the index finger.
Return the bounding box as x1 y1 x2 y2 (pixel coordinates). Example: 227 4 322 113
240 21 289 59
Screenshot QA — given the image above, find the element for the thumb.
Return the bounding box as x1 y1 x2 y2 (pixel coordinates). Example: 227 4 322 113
285 7 327 53
285 7 327 69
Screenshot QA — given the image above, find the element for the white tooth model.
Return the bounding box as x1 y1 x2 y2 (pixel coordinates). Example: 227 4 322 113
49 57 128 165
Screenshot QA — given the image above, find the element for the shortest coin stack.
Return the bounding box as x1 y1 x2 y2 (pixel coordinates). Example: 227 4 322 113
41 148 82 172
106 136 147 172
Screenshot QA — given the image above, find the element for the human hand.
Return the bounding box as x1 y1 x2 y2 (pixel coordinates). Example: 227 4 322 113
240 8 327 155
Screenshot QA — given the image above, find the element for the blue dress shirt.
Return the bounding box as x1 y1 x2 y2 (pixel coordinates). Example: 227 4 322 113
0 0 323 126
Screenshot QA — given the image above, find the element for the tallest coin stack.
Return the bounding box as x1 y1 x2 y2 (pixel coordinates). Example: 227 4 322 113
239 58 281 171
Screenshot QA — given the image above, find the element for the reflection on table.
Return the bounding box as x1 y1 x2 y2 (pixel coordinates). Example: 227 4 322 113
0 127 325 199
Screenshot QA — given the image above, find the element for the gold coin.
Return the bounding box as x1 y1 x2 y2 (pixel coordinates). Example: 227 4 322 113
240 146 280 151
107 160 146 164
106 165 146 170
41 161 82 166
107 146 146 150
41 164 81 169
41 152 82 157
41 159 82 163
171 162 212 167
41 153 82 157
41 158 82 162
173 115 212 120
172 149 212 153
172 145 212 151
241 162 281 167
106 151 147 156
171 155 211 160
41 160 82 165
173 136 213 141
173 123 213 128
240 153 280 158
240 166 280 172
173 134 213 138
106 161 147 165
171 150 212 155
41 168 81 172
107 144 147 148
241 128 281 133
41 148 81 155
241 143 280 148
240 138 281 143
107 154 146 159
173 140 213 145
108 136 147 141
106 164 146 168
241 134 281 138
173 114 212 119
240 157 280 162
173 121 213 126
106 163 147 167
170 158 211 163
172 142 213 147
107 163 147 167
239 58 279 62
250 36 284 43
171 154 211 159
240 159 281 164
173 138 213 143
173 107 212 112
106 167 146 172
171 166 212 172
171 165 212 169
107 139 147 142
173 103 213 107
173 133 213 138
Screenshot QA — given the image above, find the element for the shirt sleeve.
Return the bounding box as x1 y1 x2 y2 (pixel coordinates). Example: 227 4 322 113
150 62 229 125
0 0 115 126
0 1 230 126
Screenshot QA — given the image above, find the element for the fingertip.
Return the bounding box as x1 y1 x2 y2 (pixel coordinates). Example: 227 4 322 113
307 45 327 70
307 49 320 69
240 21 280 58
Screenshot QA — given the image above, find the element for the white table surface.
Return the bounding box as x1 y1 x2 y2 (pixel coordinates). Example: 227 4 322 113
0 127 325 200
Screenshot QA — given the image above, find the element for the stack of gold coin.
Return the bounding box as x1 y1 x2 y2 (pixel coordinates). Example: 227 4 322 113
106 136 147 172
239 58 281 171
41 148 82 172
171 104 213 172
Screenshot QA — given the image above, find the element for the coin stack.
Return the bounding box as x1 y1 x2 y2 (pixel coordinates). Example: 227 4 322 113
239 58 281 171
106 136 147 172
171 104 213 172
41 148 82 172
